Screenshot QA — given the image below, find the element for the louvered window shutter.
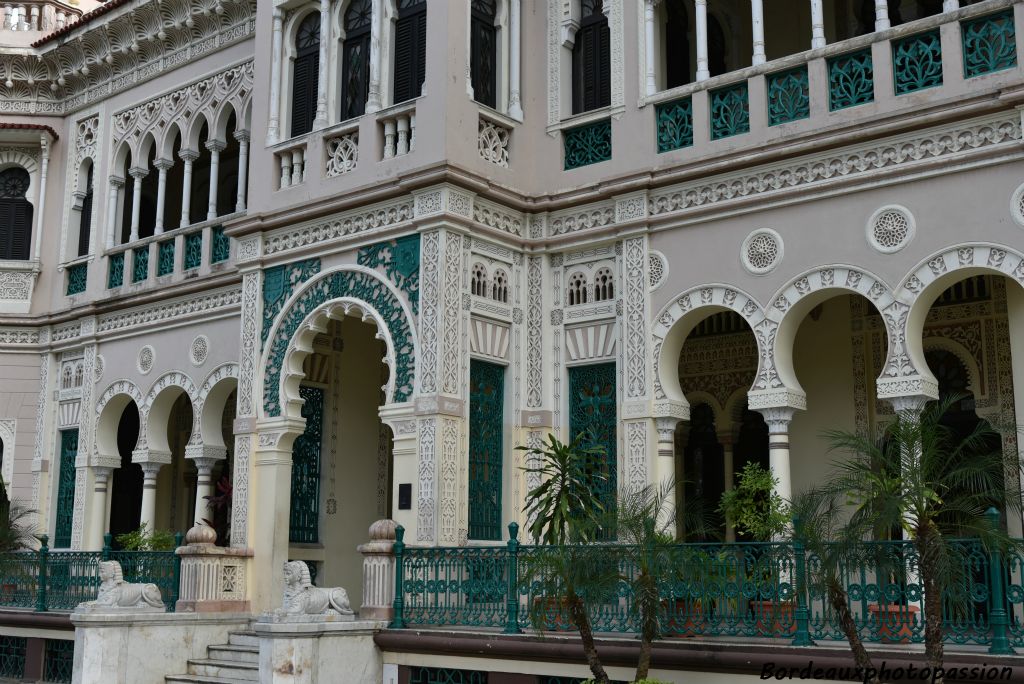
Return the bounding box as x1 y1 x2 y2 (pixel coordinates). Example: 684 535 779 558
341 0 372 121
291 14 321 138
8 203 31 260
393 1 427 104
571 8 610 114
0 168 32 260
470 0 497 109
0 203 11 260
78 167 94 257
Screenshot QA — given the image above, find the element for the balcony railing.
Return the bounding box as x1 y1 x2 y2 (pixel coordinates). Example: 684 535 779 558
0 534 182 612
392 523 1022 651
104 220 233 293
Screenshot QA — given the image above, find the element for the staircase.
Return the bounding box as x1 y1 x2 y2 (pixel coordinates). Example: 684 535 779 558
165 630 259 683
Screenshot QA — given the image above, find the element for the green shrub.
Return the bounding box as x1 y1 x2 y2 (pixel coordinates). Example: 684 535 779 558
114 523 176 551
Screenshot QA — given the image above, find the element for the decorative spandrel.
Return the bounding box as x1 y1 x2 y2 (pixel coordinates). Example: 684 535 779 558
710 83 750 140
568 363 617 533
468 360 504 541
563 119 612 170
828 49 874 110
656 97 693 152
54 430 78 549
357 234 420 314
962 10 1017 78
767 67 810 126
263 269 415 415
290 385 324 544
893 30 942 95
261 258 322 345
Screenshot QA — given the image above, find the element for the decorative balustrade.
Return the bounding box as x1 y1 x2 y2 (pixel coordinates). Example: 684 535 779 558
893 29 943 94
392 522 1024 652
274 139 308 190
1 1 76 33
104 221 229 292
767 66 810 126
478 113 511 168
0 534 181 612
656 97 694 153
962 9 1017 77
324 125 359 178
378 102 417 160
710 83 750 139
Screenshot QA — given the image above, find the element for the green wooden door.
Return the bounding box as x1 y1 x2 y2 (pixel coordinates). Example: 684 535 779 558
53 430 78 548
289 386 323 543
468 359 504 541
568 363 617 532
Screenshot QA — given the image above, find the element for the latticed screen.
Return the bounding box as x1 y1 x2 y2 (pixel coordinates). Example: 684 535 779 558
567 363 617 535
468 359 505 541
289 385 323 543
0 636 26 679
43 639 73 684
409 666 487 684
54 430 78 548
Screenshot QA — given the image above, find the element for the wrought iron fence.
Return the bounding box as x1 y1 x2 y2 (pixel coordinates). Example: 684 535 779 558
391 522 1024 653
0 534 181 613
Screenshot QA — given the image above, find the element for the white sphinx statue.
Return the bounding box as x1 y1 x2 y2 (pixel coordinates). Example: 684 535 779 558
76 560 166 613
275 560 354 620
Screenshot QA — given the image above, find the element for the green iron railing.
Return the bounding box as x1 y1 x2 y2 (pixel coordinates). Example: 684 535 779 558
392 518 1023 654
828 48 874 110
0 636 26 680
767 66 810 126
893 29 943 95
563 119 612 170
132 246 149 283
962 9 1017 78
184 232 203 270
43 638 73 684
157 239 175 277
107 253 125 289
65 263 87 296
211 226 230 264
710 83 750 140
655 97 693 153
0 534 181 613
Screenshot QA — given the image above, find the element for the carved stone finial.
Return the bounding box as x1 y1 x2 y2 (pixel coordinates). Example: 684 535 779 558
368 519 397 542
274 561 354 622
184 523 218 546
76 561 165 613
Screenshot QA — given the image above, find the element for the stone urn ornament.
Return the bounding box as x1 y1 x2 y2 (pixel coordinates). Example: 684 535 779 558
76 560 166 613
271 560 355 622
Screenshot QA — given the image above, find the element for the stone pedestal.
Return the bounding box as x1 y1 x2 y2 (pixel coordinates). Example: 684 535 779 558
357 519 397 620
254 618 387 684
176 523 253 612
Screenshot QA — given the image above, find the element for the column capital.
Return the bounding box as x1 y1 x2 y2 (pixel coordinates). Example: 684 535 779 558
139 461 166 479
109 174 125 188
757 406 796 434
234 129 252 144
92 465 114 482
132 448 172 467
153 158 174 172
178 148 200 162
205 139 227 153
185 442 227 463
887 394 931 416
128 166 149 180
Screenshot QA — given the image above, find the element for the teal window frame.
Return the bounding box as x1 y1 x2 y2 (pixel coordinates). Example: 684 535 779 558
131 247 149 283
567 362 617 539
211 226 230 264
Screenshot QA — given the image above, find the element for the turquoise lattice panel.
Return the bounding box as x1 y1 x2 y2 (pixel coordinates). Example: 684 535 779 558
290 385 323 543
410 666 488 683
157 239 175 276
563 119 611 170
468 360 504 541
53 430 78 548
66 263 87 296
893 30 943 95
829 49 874 110
107 253 124 289
567 363 617 536
131 247 149 283
184 232 203 270
710 83 750 140
963 10 1017 78
211 226 230 263
767 66 810 126
655 97 693 152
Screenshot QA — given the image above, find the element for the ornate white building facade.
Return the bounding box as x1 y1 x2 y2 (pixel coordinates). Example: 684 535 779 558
2 0 1024 681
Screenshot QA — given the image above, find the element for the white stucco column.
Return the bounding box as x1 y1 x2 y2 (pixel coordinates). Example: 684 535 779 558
206 140 225 221
810 0 825 49
314 0 330 129
139 462 164 532
191 456 221 528
87 466 112 550
695 0 710 81
178 149 198 229
875 0 890 31
127 167 147 243
750 0 766 66
943 0 959 11
719 431 736 543
106 176 124 248
759 407 795 507
234 130 250 213
655 418 680 535
644 0 657 95
367 0 382 113
508 0 523 118
33 136 49 260
152 159 172 235
268 8 284 145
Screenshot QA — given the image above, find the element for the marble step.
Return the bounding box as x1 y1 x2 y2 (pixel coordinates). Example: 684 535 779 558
166 676 257 684
186 658 259 681
227 631 259 648
206 645 259 664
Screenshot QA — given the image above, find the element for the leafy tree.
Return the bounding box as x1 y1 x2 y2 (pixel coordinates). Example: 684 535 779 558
817 395 1022 681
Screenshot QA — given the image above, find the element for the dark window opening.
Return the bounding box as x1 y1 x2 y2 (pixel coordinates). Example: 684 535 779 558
664 1 691 89
77 165 93 257
0 168 33 260
291 12 321 137
470 0 498 108
572 0 611 113
394 0 427 104
341 0 372 120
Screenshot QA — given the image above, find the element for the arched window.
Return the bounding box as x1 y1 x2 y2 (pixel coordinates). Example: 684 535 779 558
491 268 508 303
471 263 488 297
663 1 691 89
572 0 610 114
292 12 322 138
0 168 33 260
594 267 613 301
341 0 372 121
470 0 498 109
567 272 588 306
77 163 94 257
393 0 427 104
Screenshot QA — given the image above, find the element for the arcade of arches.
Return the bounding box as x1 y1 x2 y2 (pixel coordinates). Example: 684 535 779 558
673 274 1024 541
